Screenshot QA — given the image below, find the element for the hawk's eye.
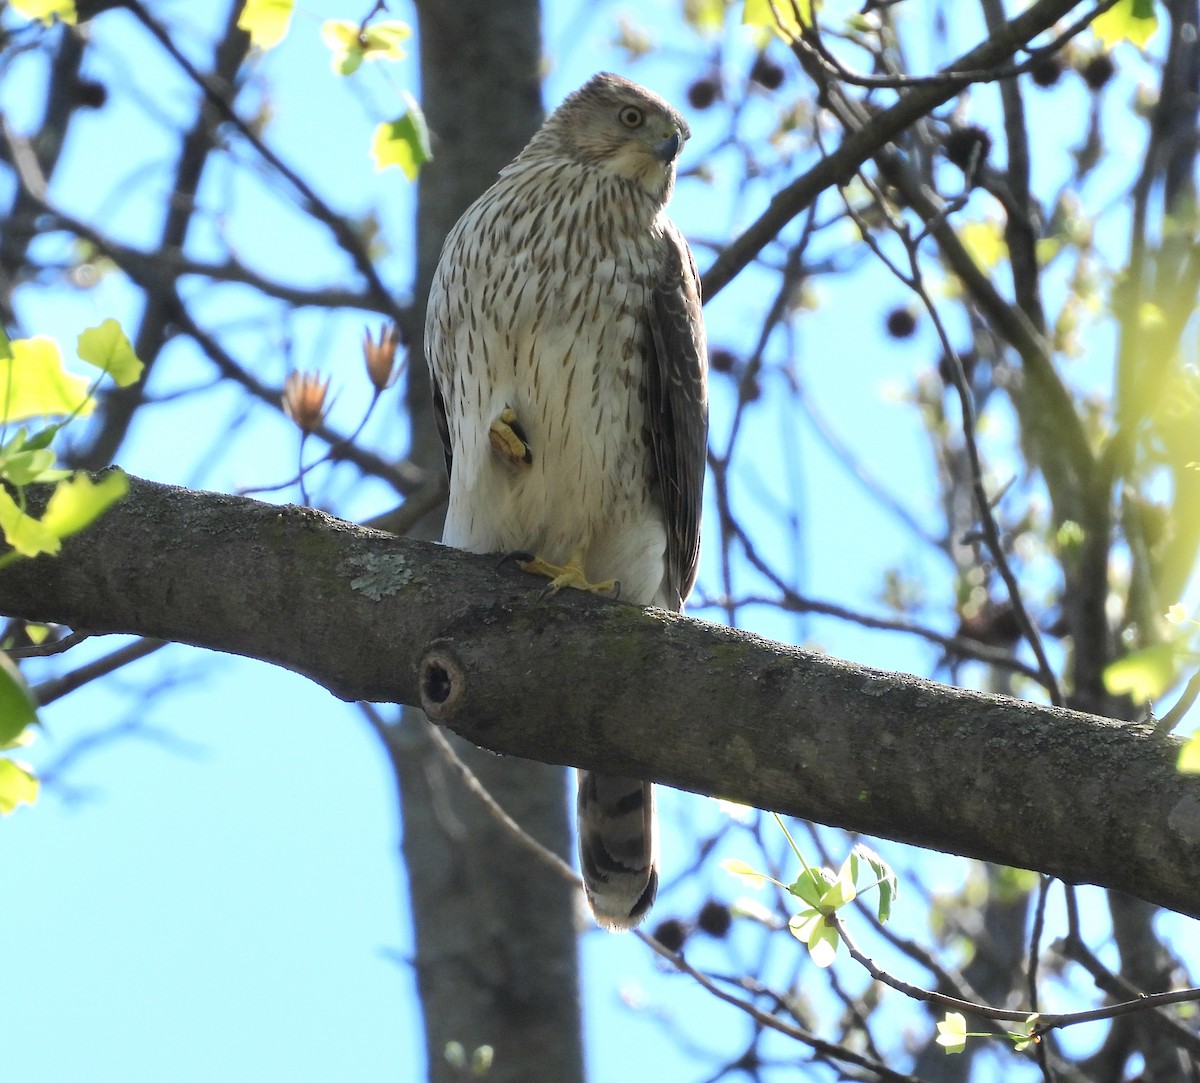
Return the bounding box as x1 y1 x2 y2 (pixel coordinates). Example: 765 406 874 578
618 105 645 129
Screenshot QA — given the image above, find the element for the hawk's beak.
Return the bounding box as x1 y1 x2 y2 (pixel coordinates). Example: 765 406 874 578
655 130 684 163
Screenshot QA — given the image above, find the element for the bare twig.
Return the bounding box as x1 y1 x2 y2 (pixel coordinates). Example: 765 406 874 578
6 628 90 658
420 715 579 889
1159 669 1200 732
32 638 168 706
637 930 930 1082
702 0 1101 301
833 912 1200 1041
122 0 400 318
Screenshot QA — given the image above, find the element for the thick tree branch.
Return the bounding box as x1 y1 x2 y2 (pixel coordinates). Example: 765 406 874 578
4 474 1200 920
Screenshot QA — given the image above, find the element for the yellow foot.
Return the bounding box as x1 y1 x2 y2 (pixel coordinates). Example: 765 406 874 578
488 406 531 467
512 551 620 600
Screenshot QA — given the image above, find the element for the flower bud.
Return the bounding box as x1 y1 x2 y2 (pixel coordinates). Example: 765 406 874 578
363 323 403 392
282 370 331 433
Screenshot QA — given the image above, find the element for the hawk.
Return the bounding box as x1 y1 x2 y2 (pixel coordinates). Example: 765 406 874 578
425 72 708 931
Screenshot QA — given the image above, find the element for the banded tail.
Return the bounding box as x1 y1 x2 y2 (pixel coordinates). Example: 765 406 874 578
577 771 658 931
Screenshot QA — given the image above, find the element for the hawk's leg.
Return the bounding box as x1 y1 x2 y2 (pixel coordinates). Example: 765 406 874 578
512 548 620 599
488 405 532 467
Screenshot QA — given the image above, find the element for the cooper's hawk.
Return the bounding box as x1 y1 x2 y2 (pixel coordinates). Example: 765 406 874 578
425 73 708 931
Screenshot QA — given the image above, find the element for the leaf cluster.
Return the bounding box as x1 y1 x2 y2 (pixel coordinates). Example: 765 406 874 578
0 317 143 816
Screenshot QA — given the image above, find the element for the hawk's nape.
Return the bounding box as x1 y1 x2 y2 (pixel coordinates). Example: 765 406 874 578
425 72 708 931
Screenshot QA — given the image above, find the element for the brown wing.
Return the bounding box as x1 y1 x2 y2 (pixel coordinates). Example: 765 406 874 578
430 371 453 482
646 223 708 611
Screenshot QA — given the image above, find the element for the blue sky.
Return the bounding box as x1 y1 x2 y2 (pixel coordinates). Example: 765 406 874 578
2 2 1192 1081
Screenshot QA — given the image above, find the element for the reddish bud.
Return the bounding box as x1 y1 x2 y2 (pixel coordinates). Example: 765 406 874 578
282 371 332 433
363 323 403 392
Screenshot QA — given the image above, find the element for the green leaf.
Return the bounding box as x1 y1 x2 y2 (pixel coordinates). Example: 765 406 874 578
789 866 833 908
959 219 1009 271
684 0 726 35
1179 733 1200 774
0 336 93 422
41 470 129 541
1056 519 1085 550
1 726 37 753
0 427 63 486
322 18 411 75
1 447 57 486
936 1012 967 1054
21 422 63 453
721 857 766 888
0 654 38 746
1093 0 1159 49
0 327 12 362
0 486 59 558
854 843 898 922
10 0 76 25
788 909 839 967
358 19 410 58
0 756 40 815
743 0 810 39
822 858 858 909
1103 642 1178 701
237 0 295 50
371 96 432 179
76 319 144 387
1010 1013 1040 1052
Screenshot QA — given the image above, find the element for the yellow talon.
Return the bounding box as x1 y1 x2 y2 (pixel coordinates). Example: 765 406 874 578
489 405 532 467
518 550 620 599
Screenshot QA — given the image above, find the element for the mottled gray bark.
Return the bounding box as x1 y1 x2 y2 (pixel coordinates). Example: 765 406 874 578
7 473 1200 924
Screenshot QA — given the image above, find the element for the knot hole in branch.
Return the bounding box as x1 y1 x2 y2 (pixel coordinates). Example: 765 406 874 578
420 647 466 721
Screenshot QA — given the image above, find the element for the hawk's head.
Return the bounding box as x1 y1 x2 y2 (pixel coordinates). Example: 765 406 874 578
532 73 690 202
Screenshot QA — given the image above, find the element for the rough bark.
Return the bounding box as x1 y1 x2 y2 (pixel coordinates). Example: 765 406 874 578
7 473 1200 922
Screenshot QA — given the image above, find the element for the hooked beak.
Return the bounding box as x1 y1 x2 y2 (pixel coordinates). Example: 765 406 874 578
655 129 684 163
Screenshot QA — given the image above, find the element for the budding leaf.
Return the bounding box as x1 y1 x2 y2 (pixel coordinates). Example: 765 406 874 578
0 337 93 423
0 654 37 746
721 858 767 889
1103 643 1178 702
371 95 432 179
41 470 129 541
742 0 810 38
0 487 59 558
323 18 411 75
0 757 39 815
936 1012 967 1054
1179 733 1200 774
789 867 833 908
237 0 295 50
1093 0 1159 49
77 319 144 387
788 909 838 967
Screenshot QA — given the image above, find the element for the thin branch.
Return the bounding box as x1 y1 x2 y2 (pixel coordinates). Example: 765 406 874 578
123 0 400 318
726 507 1049 686
833 913 1200 1040
793 0 1116 91
831 157 1062 704
31 638 168 706
637 931 930 1083
1159 669 1200 732
6 628 90 658
37 217 398 314
701 0 1099 301
420 717 580 889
